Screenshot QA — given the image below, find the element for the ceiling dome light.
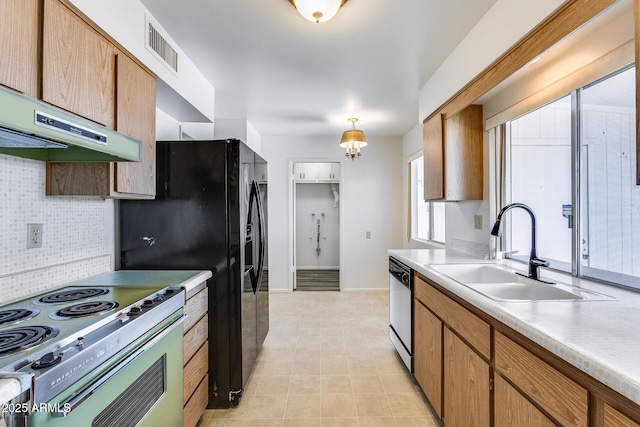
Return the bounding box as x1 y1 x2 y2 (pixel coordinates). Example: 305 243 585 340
289 0 348 24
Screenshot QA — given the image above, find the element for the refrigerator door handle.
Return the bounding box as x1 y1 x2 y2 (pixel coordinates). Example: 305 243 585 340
247 181 262 294
255 181 266 293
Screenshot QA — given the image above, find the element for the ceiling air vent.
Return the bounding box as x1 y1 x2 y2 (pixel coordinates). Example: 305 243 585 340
147 20 178 73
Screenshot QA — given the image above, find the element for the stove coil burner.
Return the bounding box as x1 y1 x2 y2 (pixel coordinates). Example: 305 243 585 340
37 288 109 304
0 326 59 356
0 309 39 327
52 301 119 320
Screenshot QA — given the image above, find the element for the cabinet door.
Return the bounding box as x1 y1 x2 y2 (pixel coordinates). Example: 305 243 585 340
114 51 156 196
331 163 340 181
317 163 340 181
423 114 444 200
0 0 39 98
444 104 483 201
414 298 442 418
42 0 115 128
604 404 640 427
495 375 556 427
317 163 332 181
294 163 318 181
443 328 490 427
495 332 588 427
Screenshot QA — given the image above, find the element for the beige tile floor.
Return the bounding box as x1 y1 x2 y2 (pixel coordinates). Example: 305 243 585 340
200 291 439 427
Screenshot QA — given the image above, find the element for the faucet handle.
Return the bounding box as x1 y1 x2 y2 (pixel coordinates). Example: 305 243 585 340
530 257 550 267
495 250 518 260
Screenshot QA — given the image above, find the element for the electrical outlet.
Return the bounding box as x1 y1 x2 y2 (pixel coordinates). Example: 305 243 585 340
474 215 483 230
27 223 43 249
366 231 371 239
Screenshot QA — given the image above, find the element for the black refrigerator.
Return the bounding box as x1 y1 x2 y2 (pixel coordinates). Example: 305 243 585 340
117 139 269 408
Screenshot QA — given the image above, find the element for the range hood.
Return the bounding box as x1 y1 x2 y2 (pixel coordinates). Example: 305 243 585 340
0 86 141 162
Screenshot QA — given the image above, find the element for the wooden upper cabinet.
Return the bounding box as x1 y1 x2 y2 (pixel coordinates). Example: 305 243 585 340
0 0 39 98
114 51 156 196
423 104 483 201
423 114 444 200
42 0 116 128
44 0 157 199
443 104 483 201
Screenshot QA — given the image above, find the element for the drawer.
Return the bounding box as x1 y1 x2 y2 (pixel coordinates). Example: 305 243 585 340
495 332 588 427
183 375 208 427
184 314 207 364
415 276 490 359
184 287 207 332
184 343 208 404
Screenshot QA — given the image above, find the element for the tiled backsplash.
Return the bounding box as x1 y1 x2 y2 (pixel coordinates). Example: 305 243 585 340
451 238 490 259
0 154 112 303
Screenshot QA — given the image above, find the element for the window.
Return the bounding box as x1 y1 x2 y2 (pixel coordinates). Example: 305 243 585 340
506 95 573 272
501 66 638 289
410 156 445 243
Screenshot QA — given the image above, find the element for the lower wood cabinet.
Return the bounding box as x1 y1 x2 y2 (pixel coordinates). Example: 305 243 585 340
414 276 490 426
443 328 490 427
495 331 588 427
183 282 208 427
604 403 640 427
494 375 556 427
414 298 442 417
413 272 640 427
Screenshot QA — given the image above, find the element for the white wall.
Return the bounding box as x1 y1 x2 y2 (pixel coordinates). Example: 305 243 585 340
156 108 181 140
262 135 403 292
418 0 568 121
214 119 262 154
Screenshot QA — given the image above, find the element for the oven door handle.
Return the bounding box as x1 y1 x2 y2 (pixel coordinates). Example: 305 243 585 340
53 315 185 417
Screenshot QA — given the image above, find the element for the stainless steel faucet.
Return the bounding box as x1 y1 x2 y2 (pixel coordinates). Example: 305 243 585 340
490 203 553 283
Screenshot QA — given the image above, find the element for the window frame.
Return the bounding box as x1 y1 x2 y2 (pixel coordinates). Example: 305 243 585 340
498 64 639 291
408 153 446 245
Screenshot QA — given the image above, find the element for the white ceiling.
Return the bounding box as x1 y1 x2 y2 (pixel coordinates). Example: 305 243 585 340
140 0 497 138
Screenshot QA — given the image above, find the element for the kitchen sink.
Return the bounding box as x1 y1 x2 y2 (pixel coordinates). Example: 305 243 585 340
429 264 614 302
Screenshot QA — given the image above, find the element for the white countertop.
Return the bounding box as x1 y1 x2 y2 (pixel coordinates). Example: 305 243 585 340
389 248 640 405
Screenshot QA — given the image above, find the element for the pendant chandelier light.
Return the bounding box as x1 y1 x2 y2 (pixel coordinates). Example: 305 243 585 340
340 118 367 159
288 0 349 24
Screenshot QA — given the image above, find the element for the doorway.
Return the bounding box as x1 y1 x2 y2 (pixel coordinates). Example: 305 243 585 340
291 161 341 291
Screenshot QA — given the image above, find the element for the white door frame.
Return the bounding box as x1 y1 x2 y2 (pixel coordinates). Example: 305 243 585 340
288 159 344 292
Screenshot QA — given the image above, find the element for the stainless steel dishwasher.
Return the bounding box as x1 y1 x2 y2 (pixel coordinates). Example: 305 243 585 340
388 256 413 372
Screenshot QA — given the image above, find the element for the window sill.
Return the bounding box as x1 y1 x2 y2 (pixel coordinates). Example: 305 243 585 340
411 238 445 249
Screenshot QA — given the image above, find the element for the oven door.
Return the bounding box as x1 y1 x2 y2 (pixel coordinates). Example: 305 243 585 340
31 315 184 427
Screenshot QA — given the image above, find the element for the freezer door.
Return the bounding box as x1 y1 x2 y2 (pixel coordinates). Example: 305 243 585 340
255 153 269 350
239 146 258 395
